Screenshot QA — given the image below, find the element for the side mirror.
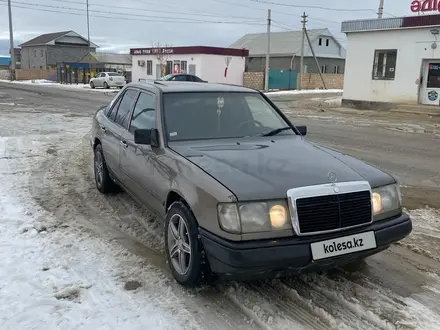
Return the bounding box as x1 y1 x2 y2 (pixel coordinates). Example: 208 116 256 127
134 129 160 148
296 125 307 136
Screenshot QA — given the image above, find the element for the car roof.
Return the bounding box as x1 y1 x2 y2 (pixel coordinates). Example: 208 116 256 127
130 81 259 93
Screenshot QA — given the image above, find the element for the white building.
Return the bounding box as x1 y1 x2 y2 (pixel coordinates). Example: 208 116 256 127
342 13 440 108
130 46 248 85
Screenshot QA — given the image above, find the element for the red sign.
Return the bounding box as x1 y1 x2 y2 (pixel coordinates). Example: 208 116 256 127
411 0 440 12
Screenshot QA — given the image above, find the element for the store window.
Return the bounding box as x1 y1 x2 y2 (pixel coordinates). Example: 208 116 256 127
321 65 327 73
372 49 397 80
427 63 440 88
181 60 188 73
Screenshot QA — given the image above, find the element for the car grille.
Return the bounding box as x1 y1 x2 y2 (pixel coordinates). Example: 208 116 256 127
295 190 372 234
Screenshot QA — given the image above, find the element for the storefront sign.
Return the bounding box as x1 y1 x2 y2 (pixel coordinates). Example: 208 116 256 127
131 48 174 55
410 0 440 12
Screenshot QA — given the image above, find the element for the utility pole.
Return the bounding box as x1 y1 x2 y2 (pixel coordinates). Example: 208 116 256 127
299 12 307 90
304 28 327 89
86 0 90 46
8 0 15 81
264 9 271 92
377 0 384 18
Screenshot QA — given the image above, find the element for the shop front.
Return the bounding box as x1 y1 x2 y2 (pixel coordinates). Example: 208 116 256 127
420 60 440 105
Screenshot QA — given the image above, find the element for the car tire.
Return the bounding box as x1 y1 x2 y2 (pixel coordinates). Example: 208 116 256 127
90 82 95 89
104 82 109 89
165 201 207 287
94 144 118 194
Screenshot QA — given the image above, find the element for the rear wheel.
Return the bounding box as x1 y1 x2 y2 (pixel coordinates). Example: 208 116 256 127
94 144 118 194
104 82 109 89
165 202 207 287
90 81 95 89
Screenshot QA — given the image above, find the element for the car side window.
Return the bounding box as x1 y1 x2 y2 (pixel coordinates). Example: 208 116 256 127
107 96 123 121
130 92 156 133
114 89 138 128
192 75 203 82
173 75 186 81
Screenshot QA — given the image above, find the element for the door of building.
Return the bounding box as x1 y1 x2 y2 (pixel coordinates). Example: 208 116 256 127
156 64 162 79
420 60 440 105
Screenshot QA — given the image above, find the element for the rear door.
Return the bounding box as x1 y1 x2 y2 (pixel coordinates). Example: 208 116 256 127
119 90 162 212
101 88 138 179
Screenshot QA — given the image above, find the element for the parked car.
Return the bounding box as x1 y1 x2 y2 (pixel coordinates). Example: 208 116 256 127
158 73 206 82
90 81 412 287
90 72 126 89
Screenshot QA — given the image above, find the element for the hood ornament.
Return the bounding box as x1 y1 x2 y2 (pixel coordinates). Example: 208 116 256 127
328 172 339 193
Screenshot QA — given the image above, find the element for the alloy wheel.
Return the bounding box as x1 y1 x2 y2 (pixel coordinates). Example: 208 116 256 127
94 151 103 187
167 214 192 275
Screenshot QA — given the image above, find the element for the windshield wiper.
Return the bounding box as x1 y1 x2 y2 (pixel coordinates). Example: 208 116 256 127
261 126 291 137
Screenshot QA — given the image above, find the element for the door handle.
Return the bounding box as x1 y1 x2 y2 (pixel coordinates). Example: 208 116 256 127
120 140 128 148
100 125 107 132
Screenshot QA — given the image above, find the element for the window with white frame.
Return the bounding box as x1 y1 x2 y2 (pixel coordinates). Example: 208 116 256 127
321 65 327 73
372 49 397 80
146 60 153 75
333 65 340 74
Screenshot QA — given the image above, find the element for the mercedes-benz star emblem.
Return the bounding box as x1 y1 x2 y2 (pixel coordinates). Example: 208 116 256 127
328 172 337 183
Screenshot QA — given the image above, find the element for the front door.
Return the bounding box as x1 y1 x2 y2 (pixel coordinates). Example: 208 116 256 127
188 64 196 75
119 91 163 213
156 64 162 79
420 60 440 105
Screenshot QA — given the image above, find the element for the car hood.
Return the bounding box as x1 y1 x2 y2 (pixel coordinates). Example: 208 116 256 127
169 136 395 201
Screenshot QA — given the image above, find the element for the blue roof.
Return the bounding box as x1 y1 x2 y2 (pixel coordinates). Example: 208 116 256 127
0 57 11 66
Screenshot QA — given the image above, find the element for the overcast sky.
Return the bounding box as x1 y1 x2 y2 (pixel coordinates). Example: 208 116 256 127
0 0 421 56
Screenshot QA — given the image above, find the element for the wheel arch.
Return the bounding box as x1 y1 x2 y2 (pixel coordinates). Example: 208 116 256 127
165 190 199 225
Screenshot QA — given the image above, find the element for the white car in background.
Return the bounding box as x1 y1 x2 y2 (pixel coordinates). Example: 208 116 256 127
90 72 126 89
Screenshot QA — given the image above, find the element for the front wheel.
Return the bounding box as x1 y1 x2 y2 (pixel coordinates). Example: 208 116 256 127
165 202 206 287
104 82 110 89
90 81 95 89
94 144 118 194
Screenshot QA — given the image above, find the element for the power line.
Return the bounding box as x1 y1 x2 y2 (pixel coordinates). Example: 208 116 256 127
0 2 266 25
42 0 263 21
248 0 378 13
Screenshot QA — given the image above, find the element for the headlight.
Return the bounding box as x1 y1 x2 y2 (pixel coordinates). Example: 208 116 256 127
371 184 402 217
218 200 291 234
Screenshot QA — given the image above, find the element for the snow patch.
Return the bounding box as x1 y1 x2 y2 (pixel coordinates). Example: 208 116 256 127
265 89 342 96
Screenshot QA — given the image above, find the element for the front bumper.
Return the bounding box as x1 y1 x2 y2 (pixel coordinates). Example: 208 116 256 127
200 213 411 280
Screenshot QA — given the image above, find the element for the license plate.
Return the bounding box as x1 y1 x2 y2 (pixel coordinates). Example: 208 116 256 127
311 231 376 261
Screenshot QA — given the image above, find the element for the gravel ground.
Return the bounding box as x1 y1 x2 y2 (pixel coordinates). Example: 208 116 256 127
1 82 440 330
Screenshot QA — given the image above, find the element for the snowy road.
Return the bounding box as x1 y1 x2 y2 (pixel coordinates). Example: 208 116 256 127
1 83 440 330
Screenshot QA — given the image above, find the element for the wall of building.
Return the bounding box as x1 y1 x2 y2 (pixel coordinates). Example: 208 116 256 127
343 27 440 104
132 54 202 82
246 56 345 74
200 54 245 85
47 45 96 67
20 46 48 69
306 36 343 58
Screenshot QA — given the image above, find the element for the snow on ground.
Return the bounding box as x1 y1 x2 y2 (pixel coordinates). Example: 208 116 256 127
0 125 197 329
0 79 118 93
265 89 342 96
2 87 440 330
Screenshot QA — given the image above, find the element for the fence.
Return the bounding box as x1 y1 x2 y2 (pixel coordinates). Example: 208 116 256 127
243 71 344 90
0 70 10 80
15 68 57 81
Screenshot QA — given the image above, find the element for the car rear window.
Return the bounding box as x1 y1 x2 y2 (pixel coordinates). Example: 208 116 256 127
163 92 292 141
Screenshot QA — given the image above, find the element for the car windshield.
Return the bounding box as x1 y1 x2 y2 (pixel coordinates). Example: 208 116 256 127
107 73 121 76
163 92 294 141
160 74 174 80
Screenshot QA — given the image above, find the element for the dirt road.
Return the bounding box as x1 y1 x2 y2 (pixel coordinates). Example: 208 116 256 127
1 82 440 330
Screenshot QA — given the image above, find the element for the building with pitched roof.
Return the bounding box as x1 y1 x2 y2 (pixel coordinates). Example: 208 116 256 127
230 28 346 74
18 31 98 69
